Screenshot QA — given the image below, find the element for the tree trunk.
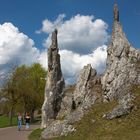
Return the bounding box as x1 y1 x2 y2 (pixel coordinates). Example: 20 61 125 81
30 109 35 123
9 106 14 126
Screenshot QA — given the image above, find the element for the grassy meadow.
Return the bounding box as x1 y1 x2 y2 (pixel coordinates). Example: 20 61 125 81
0 116 17 128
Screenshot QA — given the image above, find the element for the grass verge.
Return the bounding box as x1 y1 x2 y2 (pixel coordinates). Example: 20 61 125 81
29 128 44 140
0 116 17 128
29 85 140 140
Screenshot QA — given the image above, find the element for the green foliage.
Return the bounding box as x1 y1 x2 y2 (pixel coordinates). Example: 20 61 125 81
29 86 140 140
15 63 47 114
0 116 17 128
28 63 47 110
1 63 47 123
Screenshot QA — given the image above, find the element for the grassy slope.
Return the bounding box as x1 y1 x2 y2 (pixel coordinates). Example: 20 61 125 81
0 116 17 128
29 86 140 140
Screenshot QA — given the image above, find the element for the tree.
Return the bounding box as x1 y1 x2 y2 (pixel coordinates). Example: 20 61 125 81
1 63 47 125
1 66 21 125
13 63 47 121
28 63 47 121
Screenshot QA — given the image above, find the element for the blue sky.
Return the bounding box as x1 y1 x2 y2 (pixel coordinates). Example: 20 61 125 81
0 0 140 49
0 0 140 84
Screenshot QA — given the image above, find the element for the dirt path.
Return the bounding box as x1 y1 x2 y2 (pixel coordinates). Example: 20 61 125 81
0 125 40 140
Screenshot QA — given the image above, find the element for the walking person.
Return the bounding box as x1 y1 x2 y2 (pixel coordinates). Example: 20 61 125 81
17 113 22 131
25 113 30 130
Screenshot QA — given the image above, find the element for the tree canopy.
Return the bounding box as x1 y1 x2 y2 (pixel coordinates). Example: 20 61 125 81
1 63 47 124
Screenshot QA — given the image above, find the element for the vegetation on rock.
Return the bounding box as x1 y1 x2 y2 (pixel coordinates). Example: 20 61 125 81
29 85 140 140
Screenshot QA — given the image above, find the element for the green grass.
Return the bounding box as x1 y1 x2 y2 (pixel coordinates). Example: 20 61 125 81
29 128 44 140
0 116 17 128
29 85 140 140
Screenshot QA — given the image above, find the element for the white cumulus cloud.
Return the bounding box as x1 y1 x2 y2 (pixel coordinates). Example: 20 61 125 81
38 14 109 84
36 14 66 34
0 22 40 84
39 45 107 84
60 45 107 83
38 50 47 69
38 14 109 54
0 14 109 85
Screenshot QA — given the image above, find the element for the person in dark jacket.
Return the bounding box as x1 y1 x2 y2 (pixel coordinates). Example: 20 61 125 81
25 113 30 129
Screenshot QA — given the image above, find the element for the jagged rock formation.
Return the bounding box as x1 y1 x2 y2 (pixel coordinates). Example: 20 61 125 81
41 3 140 139
102 3 140 119
74 64 101 110
41 64 102 139
61 64 101 125
41 29 65 128
58 64 102 120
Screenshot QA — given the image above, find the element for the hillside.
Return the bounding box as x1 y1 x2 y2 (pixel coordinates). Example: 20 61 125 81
29 85 140 140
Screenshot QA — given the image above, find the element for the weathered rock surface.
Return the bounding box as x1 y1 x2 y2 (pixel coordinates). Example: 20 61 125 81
103 93 134 119
65 108 84 125
74 64 102 110
56 85 75 120
64 64 102 124
57 64 102 120
41 3 140 139
41 29 65 128
102 3 140 119
41 120 75 139
41 64 102 139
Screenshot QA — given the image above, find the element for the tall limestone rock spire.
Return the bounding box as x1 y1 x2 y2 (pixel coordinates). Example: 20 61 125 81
107 2 131 68
102 3 140 119
114 2 119 22
41 29 65 128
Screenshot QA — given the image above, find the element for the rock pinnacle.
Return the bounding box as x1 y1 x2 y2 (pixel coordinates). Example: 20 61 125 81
114 2 119 22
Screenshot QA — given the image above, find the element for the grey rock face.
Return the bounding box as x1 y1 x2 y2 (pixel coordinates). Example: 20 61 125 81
102 3 140 118
102 4 140 102
58 64 102 121
41 64 102 139
57 86 75 120
104 93 134 119
74 64 101 110
41 29 65 128
65 109 84 125
114 3 119 22
57 64 102 125
60 64 102 125
41 120 75 139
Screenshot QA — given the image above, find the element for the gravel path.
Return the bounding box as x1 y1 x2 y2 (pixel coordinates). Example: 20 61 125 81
0 125 40 140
